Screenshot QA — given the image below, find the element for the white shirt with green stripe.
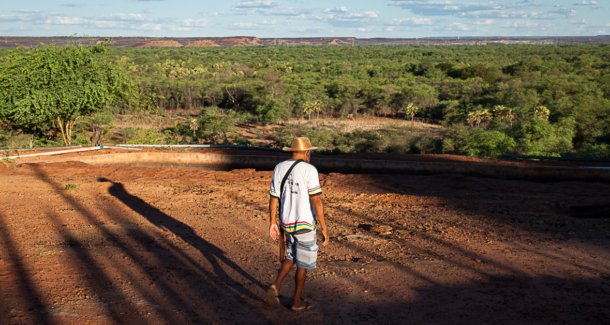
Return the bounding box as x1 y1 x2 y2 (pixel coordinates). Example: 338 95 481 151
270 159 322 233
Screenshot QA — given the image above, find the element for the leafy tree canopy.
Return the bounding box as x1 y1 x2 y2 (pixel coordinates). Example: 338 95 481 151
0 44 126 144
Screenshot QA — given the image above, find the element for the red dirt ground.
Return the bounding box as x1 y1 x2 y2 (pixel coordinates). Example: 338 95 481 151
1 157 609 324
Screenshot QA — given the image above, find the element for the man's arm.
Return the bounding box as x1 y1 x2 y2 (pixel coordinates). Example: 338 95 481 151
269 196 280 241
310 195 329 246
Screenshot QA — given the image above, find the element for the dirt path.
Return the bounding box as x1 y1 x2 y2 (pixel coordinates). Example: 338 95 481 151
1 162 609 324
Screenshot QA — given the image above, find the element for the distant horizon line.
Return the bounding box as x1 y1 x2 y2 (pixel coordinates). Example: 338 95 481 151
1 35 609 39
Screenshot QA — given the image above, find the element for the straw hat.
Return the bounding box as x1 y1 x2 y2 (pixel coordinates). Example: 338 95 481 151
282 137 318 152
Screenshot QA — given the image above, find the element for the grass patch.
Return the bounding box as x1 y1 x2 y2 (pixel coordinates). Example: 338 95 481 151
64 184 77 190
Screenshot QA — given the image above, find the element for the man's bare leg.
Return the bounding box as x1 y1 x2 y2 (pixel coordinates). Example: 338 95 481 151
273 259 294 292
293 268 307 307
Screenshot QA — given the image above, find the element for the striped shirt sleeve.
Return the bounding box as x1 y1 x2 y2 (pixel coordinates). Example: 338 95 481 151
307 166 322 196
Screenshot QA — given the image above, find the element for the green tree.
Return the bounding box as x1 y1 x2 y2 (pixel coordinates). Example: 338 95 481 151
198 107 244 143
492 105 516 127
302 99 323 120
533 105 550 120
256 99 290 123
403 103 420 121
443 126 516 157
0 45 126 144
466 109 493 127
518 118 575 156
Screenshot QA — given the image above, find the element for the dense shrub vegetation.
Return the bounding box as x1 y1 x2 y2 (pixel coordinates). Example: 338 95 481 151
0 45 129 145
1 44 608 157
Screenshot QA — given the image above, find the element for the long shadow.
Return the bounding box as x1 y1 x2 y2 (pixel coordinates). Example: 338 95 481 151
333 205 531 276
315 275 610 324
30 167 170 324
98 177 266 298
0 212 51 325
28 166 272 323
96 202 260 323
44 210 143 325
341 173 610 246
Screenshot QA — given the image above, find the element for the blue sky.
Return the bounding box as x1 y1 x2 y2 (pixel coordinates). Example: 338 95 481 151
0 0 607 37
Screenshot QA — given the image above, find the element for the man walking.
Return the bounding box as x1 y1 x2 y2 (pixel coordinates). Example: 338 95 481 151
266 137 329 311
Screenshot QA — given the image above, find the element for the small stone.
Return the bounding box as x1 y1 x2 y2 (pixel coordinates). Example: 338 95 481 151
371 225 393 236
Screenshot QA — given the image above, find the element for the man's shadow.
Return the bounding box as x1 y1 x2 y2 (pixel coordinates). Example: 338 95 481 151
97 177 265 302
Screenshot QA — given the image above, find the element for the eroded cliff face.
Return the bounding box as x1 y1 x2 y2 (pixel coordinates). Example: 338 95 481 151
2 36 608 49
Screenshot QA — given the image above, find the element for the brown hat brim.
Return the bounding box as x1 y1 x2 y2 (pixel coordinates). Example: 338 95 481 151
282 146 318 152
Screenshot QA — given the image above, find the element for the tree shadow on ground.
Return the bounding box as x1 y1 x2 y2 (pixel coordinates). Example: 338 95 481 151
315 275 610 324
98 177 265 293
339 172 610 245
21 166 273 324
0 212 50 325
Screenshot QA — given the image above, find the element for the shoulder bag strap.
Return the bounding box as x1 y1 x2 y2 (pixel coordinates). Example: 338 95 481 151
280 159 304 200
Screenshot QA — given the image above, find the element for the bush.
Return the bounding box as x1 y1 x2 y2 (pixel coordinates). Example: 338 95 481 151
274 125 428 154
5 133 35 148
275 125 336 152
464 130 516 157
122 127 171 144
413 134 443 154
578 143 610 158
443 126 516 157
198 108 246 143
256 99 291 124
517 118 574 156
334 130 382 153
0 128 7 147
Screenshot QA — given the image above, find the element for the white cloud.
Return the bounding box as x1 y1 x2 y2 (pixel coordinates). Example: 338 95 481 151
135 23 162 31
393 17 433 26
91 20 122 29
235 1 278 9
234 0 307 16
321 6 380 27
458 9 549 20
232 20 276 29
265 7 306 16
512 20 539 29
0 10 45 23
389 0 571 22
573 1 597 7
550 8 577 17
389 0 503 16
45 16 87 25
0 10 210 32
181 18 208 28
108 13 149 22
61 3 86 8
475 19 494 25
324 6 348 14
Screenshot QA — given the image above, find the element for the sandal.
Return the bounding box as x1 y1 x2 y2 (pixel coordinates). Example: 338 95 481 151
265 285 280 306
291 300 313 312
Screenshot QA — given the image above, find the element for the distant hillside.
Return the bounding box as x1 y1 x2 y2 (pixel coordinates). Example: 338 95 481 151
0 35 609 48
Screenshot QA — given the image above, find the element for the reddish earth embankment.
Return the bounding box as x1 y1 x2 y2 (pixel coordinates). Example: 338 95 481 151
8 148 610 182
0 152 609 324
